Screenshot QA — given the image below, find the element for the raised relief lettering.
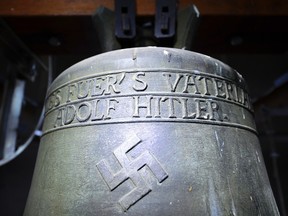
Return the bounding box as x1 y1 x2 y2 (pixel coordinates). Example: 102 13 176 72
226 82 234 101
96 134 168 211
214 79 226 98
64 105 76 125
105 99 119 120
54 105 76 127
76 102 92 122
209 101 223 121
54 107 64 127
183 74 200 94
154 97 162 118
133 96 153 118
198 76 211 95
105 75 121 95
44 71 256 135
91 77 105 96
46 71 253 114
54 90 62 107
237 87 244 104
62 74 124 104
46 90 62 112
67 83 77 103
53 98 120 128
52 95 227 129
161 97 181 118
196 99 210 120
180 98 196 119
163 73 183 92
132 72 148 91
77 80 90 99
91 99 104 121
195 99 224 121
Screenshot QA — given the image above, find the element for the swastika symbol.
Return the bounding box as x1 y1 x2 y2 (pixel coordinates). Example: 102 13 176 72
96 134 168 211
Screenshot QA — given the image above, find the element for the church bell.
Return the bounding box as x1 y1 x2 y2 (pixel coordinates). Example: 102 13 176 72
24 47 279 215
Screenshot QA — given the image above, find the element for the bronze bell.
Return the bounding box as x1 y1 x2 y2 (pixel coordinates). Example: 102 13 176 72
24 47 279 215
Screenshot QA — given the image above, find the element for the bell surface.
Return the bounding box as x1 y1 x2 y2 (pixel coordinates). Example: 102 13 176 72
24 47 279 215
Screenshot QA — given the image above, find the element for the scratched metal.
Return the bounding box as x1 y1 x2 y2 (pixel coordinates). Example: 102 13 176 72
24 48 279 216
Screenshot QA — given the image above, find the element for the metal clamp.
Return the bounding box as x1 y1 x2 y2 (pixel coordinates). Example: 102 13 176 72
154 0 177 39
115 0 136 39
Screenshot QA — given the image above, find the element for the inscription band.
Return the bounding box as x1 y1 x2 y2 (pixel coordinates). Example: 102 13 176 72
45 92 253 116
42 118 257 136
46 68 245 99
45 69 252 114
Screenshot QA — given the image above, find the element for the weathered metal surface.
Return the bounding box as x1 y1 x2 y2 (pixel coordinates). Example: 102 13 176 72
24 47 279 215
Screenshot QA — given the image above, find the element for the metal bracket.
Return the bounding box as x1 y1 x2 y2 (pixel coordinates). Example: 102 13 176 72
115 0 136 40
154 0 177 39
93 1 199 52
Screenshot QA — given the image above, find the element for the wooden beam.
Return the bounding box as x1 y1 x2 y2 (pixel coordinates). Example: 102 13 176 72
0 0 287 16
3 15 287 56
1 0 288 55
